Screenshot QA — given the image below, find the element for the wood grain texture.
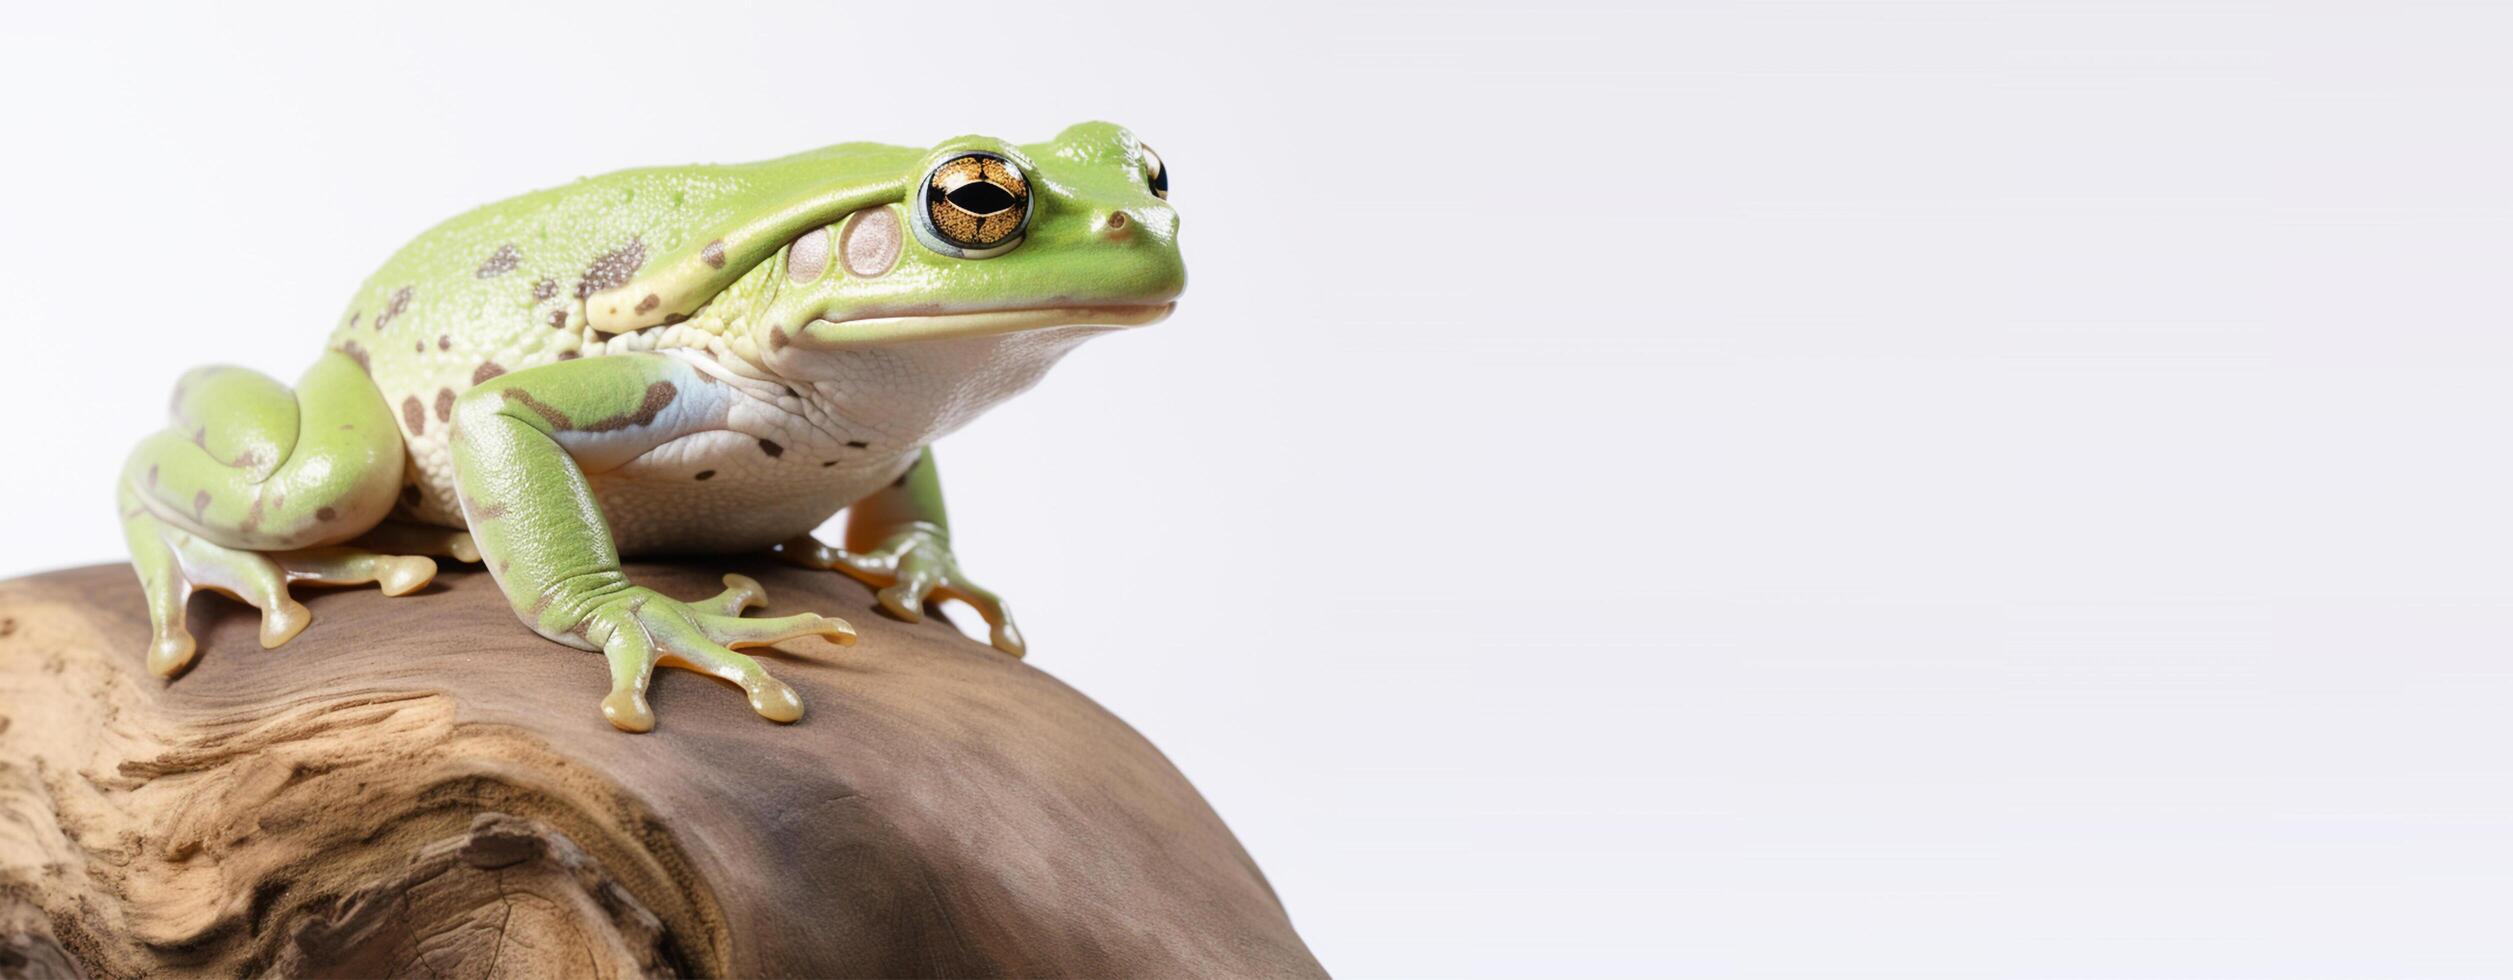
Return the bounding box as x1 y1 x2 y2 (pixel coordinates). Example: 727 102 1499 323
0 562 1322 978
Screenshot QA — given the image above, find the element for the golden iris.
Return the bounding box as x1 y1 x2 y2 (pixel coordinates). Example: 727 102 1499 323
924 153 1030 249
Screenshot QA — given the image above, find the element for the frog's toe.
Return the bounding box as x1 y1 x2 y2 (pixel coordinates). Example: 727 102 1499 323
597 627 663 733
125 501 202 677
694 575 855 648
375 556 436 596
238 546 439 647
989 619 1027 659
934 581 1022 658
257 597 313 649
275 547 439 597
147 631 196 679
876 583 929 623
667 640 809 724
705 574 768 616
601 686 657 734
698 609 859 649
748 676 805 723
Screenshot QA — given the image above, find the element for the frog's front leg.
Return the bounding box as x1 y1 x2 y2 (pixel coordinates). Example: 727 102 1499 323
451 353 855 732
775 447 1026 658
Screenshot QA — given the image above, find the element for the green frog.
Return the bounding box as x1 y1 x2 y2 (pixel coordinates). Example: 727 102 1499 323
115 122 1183 732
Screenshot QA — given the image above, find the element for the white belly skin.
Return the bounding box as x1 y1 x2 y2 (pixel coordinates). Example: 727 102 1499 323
393 348 917 556
594 436 913 555
394 326 1101 557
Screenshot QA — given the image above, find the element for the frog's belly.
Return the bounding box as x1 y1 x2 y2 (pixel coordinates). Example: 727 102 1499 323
584 431 914 556
395 406 915 554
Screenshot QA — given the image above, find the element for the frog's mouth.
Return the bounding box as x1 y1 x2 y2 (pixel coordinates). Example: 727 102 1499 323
794 302 1175 349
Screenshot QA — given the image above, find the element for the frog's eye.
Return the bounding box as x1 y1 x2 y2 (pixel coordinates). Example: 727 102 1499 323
1141 142 1168 200
912 152 1031 259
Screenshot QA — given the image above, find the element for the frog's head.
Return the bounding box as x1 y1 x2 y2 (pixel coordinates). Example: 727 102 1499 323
736 122 1183 363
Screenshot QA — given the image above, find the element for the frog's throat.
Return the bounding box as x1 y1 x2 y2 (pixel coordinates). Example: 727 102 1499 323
791 303 1174 350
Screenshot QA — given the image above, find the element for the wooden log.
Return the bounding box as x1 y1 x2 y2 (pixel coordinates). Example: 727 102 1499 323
0 561 1321 978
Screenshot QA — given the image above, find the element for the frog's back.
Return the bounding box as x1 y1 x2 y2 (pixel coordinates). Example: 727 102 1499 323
322 140 923 526
325 141 920 366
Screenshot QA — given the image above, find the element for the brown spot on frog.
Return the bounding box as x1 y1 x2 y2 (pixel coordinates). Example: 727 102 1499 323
575 238 646 299
374 286 414 331
475 243 521 278
497 381 675 433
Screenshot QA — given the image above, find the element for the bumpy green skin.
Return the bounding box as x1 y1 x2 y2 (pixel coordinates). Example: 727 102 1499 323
117 122 1183 732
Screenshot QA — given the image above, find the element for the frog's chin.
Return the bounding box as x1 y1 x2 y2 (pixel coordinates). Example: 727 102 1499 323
792 302 1174 350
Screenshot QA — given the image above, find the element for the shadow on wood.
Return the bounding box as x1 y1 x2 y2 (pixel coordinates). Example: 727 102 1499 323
0 561 1322 978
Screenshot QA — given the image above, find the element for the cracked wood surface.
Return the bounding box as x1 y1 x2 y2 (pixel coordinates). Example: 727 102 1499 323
0 561 1322 978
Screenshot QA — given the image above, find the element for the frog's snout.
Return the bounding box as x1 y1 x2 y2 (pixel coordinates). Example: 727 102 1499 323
1083 204 1184 305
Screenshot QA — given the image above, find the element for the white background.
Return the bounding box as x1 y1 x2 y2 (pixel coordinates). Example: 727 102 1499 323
2 2 2506 976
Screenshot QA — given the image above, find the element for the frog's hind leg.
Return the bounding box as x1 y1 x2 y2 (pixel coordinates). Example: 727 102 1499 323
117 351 434 677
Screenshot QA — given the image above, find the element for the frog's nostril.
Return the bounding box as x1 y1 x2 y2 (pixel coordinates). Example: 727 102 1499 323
1102 211 1132 241
1107 211 1127 229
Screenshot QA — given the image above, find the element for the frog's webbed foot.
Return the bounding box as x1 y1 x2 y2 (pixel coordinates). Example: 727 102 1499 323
580 575 856 733
774 525 1026 658
120 489 437 677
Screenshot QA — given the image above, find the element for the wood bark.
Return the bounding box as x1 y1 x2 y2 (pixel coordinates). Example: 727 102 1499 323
0 561 1322 978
